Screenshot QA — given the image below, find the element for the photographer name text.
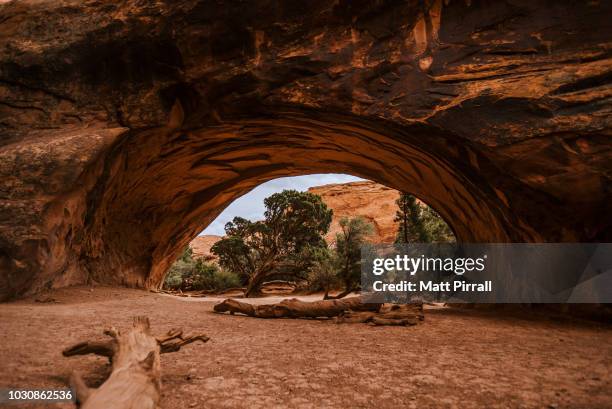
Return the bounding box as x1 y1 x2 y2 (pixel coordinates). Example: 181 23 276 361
372 280 492 293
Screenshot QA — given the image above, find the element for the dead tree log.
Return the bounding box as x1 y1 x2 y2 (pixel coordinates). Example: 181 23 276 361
62 317 209 409
336 304 424 326
213 296 423 325
213 296 381 318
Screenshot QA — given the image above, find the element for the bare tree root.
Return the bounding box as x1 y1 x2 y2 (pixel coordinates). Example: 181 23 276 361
213 296 424 325
62 316 209 409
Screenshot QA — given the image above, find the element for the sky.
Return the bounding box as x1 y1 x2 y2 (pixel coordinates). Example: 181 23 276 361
201 174 364 236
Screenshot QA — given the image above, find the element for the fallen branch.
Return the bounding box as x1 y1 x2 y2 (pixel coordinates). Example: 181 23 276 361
62 317 209 409
213 296 381 318
336 304 424 326
62 340 114 359
157 329 210 353
213 296 423 325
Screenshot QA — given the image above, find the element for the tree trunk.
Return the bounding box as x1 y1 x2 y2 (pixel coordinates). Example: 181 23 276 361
214 296 424 325
62 317 209 409
244 278 261 298
244 265 274 297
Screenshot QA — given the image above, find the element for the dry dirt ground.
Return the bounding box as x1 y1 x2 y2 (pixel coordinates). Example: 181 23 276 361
0 287 610 409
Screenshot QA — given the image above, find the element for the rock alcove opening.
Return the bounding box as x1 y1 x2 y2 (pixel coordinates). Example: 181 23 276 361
58 115 525 296
2 0 610 301
2 110 605 301
169 173 455 287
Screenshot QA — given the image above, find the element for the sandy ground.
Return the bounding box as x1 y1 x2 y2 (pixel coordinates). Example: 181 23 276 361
0 286 610 409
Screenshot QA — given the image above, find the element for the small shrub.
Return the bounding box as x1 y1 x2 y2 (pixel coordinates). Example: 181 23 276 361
163 259 194 290
162 246 240 292
208 269 241 291
186 259 241 291
163 268 184 290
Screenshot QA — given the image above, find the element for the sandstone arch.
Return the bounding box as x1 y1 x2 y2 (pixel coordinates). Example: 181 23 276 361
1 0 610 300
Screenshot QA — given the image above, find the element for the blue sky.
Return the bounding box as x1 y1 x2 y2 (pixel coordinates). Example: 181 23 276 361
201 174 364 236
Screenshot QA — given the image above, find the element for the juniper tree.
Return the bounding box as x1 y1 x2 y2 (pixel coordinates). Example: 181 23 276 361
211 190 332 297
326 216 373 299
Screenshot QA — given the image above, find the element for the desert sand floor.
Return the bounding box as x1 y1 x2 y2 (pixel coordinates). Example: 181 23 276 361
0 286 610 409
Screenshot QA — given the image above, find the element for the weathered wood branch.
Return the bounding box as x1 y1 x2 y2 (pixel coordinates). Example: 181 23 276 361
213 296 381 319
62 340 115 359
157 329 210 354
336 304 425 326
213 296 423 325
62 317 209 409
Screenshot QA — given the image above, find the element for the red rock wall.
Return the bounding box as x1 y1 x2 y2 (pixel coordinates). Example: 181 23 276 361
308 181 400 244
0 1 610 299
190 235 222 261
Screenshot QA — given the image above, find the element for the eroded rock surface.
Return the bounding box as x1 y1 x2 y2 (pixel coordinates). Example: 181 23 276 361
190 235 222 261
309 181 400 244
0 1 610 299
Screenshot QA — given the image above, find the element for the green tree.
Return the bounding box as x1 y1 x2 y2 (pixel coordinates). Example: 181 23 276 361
327 216 373 299
211 190 333 297
395 193 428 243
394 193 454 243
421 206 455 242
306 246 339 293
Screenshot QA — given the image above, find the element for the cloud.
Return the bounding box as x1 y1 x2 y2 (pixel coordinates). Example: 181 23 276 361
201 174 364 235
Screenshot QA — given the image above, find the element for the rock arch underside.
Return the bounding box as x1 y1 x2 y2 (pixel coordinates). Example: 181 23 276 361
0 0 611 301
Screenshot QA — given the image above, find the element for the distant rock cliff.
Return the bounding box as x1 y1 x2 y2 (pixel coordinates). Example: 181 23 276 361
189 235 222 261
308 181 400 244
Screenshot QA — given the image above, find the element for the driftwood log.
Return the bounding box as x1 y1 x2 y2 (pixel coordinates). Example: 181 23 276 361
336 304 424 326
213 297 424 326
62 317 209 409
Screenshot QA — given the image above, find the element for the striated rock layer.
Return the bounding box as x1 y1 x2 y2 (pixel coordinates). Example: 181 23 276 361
308 181 400 244
0 1 610 300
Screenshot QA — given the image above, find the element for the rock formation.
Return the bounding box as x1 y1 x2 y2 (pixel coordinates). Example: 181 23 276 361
189 235 222 261
308 181 400 244
0 1 610 300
